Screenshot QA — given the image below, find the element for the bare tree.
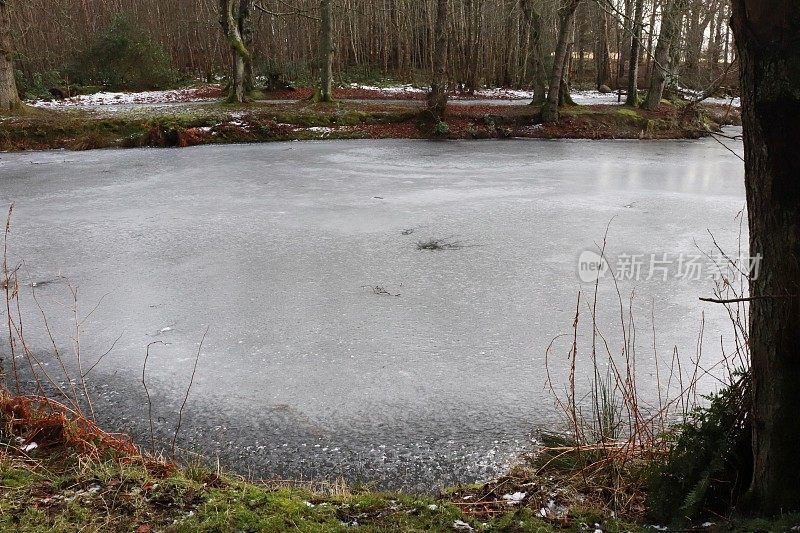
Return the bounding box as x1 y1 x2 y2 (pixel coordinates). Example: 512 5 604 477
521 0 547 104
594 0 612 90
0 0 20 112
625 0 645 105
317 0 334 102
643 0 684 109
427 0 448 122
542 0 581 123
219 0 251 103
730 0 800 516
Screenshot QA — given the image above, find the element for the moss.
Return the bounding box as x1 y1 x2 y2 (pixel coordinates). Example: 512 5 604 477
615 107 641 119
0 97 725 152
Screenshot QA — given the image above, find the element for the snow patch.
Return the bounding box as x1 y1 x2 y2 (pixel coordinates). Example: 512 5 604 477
30 87 219 108
501 492 526 504
348 83 426 95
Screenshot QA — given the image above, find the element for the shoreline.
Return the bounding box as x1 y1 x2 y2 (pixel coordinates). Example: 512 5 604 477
0 94 740 153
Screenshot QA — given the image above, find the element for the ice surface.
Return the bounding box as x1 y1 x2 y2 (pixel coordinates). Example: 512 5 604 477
1 133 745 490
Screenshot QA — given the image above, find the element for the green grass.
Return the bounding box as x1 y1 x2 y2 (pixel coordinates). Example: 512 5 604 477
0 449 664 532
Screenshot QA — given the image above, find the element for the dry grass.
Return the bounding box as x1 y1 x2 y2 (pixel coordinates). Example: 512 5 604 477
532 221 751 521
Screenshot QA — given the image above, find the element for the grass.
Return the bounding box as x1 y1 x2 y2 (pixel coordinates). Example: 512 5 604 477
0 397 629 533
0 426 647 532
3 431 797 532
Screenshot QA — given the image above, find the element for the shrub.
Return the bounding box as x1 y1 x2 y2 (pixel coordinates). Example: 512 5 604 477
646 374 752 524
69 15 178 91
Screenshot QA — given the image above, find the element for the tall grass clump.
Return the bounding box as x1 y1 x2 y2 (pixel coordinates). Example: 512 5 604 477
540 223 752 523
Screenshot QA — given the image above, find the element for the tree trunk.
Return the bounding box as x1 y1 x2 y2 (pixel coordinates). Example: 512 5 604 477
730 0 800 516
708 2 724 82
522 0 547 104
0 0 20 112
684 0 714 87
559 42 576 106
644 0 658 87
427 0 448 122
542 0 581 123
219 0 250 103
594 2 611 90
319 0 334 102
238 0 254 93
643 0 683 109
625 0 645 106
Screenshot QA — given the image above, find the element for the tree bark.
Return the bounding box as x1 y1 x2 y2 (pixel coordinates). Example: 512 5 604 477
542 0 581 123
319 0 334 102
0 0 20 112
238 0 254 93
730 0 800 516
643 0 684 109
594 2 612 90
521 0 547 104
427 0 449 122
625 0 645 106
219 0 251 103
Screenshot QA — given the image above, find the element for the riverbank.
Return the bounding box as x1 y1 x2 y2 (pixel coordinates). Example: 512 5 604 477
2 393 795 532
0 94 740 152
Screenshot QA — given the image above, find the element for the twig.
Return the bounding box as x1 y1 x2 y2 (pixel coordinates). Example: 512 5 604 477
699 295 792 304
82 331 124 378
142 341 165 454
171 326 209 458
3 204 19 393
707 130 745 162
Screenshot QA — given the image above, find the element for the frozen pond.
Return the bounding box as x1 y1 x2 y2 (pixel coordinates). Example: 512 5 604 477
0 133 746 491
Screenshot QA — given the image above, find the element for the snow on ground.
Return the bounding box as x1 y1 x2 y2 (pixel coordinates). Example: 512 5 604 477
569 90 624 105
347 83 426 95
699 95 740 106
27 83 739 109
29 87 219 108
347 83 625 104
462 87 533 99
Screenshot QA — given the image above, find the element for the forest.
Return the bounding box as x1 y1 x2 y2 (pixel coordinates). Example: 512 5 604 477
4 0 734 110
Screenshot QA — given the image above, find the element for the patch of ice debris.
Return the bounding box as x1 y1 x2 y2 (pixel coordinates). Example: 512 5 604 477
306 126 335 133
22 442 38 453
452 519 474 531
29 88 218 108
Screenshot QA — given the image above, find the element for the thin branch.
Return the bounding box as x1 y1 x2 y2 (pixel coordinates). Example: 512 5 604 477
700 295 795 304
171 326 209 458
142 341 165 454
